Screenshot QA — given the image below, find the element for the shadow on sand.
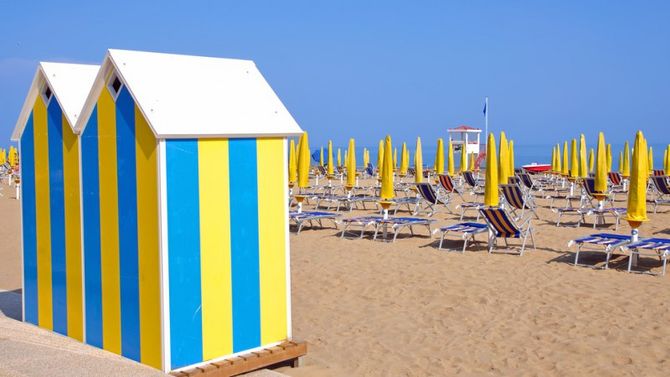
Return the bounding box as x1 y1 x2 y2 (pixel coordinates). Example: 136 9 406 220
0 289 22 320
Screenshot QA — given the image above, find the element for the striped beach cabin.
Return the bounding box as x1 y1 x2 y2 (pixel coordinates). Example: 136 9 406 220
12 62 99 342
71 49 302 372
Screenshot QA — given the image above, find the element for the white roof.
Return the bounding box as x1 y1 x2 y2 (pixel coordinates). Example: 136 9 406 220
75 49 303 138
12 62 99 140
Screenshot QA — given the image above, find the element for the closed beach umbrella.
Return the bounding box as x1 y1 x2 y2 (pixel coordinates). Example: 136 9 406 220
595 132 607 194
320 146 324 167
347 138 356 188
415 137 423 183
0 148 5 165
400 142 408 175
460 141 468 173
498 131 509 184
363 148 369 168
288 139 297 184
327 140 334 176
298 132 310 188
509 140 515 174
606 144 612 172
485 133 499 207
381 135 395 200
665 145 670 173
377 139 384 175
625 131 648 226
551 146 556 172
447 139 455 175
648 146 653 174
469 152 476 171
588 148 594 174
337 148 341 167
435 138 445 174
562 141 569 175
394 148 398 171
569 139 578 179
622 141 631 177
579 134 587 177
556 144 562 173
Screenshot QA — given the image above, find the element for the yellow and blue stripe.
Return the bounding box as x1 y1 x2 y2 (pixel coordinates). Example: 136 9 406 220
81 85 162 369
20 95 83 340
166 137 288 370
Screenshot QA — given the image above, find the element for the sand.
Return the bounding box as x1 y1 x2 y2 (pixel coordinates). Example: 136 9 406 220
1 179 670 376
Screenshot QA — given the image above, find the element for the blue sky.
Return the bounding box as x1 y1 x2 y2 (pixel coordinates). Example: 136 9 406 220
1 1 668 149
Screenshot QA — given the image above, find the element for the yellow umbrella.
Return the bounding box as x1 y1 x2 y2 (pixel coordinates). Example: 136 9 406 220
381 135 394 200
551 146 556 172
394 148 398 171
624 131 648 229
344 150 348 166
320 146 324 167
588 148 594 174
400 142 408 175
362 148 369 168
498 131 509 184
337 148 341 167
665 145 670 173
562 141 569 175
327 140 334 176
347 138 356 188
594 132 607 195
555 144 562 173
484 133 499 207
469 152 476 171
447 139 455 175
460 142 468 173
569 139 578 179
648 146 653 174
377 139 384 174
618 151 623 173
297 132 310 189
415 137 423 183
579 134 587 177
288 139 297 185
622 141 631 177
606 144 612 172
508 140 515 174
0 148 5 165
435 138 444 175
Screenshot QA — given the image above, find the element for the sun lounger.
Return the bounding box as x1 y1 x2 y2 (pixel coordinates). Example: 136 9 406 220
433 222 488 252
568 233 631 269
624 238 670 276
479 207 535 256
500 183 538 220
462 171 484 195
580 177 626 230
289 211 340 234
372 216 435 242
415 182 449 216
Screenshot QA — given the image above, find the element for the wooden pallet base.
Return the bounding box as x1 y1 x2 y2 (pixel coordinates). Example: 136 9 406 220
170 341 307 377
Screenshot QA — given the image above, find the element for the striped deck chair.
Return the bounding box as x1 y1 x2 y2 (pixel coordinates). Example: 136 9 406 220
568 233 631 269
625 238 670 276
462 171 484 195
580 177 626 230
365 163 375 178
508 176 520 185
500 183 538 220
415 183 448 216
607 171 626 198
650 175 670 213
433 222 488 252
479 207 535 256
372 217 435 242
437 174 464 201
289 211 341 234
518 172 543 193
653 169 666 176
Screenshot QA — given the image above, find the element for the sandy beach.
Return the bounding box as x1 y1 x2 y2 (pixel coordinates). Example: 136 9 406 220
2 179 670 376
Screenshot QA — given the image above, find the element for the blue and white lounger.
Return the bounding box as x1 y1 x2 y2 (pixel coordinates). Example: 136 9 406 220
289 211 340 234
433 222 488 252
568 233 631 269
625 238 670 276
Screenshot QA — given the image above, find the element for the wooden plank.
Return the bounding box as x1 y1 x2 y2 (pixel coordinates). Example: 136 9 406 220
170 341 307 377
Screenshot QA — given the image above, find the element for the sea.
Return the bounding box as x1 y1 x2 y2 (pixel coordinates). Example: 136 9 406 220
311 143 669 170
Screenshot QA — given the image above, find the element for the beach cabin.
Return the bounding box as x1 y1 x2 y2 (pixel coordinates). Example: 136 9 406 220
11 62 99 341
72 49 302 372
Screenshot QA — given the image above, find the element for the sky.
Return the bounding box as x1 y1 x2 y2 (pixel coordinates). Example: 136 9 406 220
1 0 669 150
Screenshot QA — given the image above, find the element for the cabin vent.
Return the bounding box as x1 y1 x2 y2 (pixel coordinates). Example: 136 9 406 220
107 73 124 100
41 84 53 105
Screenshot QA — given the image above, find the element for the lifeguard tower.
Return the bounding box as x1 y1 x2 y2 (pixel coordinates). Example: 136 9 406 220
447 125 484 169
